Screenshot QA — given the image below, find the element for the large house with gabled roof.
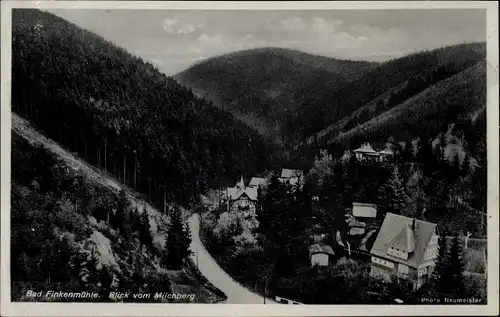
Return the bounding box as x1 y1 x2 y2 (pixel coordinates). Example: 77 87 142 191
369 213 439 291
225 176 258 215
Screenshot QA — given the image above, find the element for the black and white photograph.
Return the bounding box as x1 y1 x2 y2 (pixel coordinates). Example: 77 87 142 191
1 1 498 316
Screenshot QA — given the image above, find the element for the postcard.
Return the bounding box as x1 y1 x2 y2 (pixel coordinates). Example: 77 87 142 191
1 1 498 316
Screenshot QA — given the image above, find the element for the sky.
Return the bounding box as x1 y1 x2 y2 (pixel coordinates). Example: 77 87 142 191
48 9 486 75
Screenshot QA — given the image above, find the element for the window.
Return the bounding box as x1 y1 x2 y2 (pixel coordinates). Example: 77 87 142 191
372 257 394 268
398 264 409 275
418 267 427 276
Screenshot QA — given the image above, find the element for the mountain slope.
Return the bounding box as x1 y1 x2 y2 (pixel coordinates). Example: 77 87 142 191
330 61 486 149
11 114 225 302
175 47 377 143
12 9 278 209
301 42 486 144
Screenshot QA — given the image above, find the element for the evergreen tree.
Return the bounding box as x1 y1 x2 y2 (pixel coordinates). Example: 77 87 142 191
139 209 152 247
113 189 128 231
425 174 448 218
377 166 410 215
430 232 449 295
98 266 114 300
130 207 141 233
163 209 192 270
446 236 465 295
85 249 101 291
447 154 461 184
460 154 470 178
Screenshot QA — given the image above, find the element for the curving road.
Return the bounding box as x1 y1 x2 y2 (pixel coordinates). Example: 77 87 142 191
189 214 277 304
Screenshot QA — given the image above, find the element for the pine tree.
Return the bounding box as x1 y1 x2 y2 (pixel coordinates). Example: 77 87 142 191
113 189 128 231
430 233 449 295
377 166 410 215
426 175 448 218
139 209 152 247
446 236 465 295
98 266 114 300
85 249 100 291
460 154 470 178
163 208 192 270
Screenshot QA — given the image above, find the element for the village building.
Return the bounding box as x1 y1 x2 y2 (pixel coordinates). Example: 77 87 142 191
349 221 367 236
369 213 439 291
225 176 258 215
248 177 268 189
279 169 304 187
352 142 394 162
308 244 335 267
352 202 378 223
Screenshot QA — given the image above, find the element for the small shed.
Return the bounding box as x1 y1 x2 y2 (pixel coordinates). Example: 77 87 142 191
309 244 335 267
349 221 367 236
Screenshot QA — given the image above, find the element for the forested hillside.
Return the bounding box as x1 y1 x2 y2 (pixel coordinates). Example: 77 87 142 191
290 43 487 166
11 121 224 302
176 47 377 143
11 9 278 211
301 42 486 142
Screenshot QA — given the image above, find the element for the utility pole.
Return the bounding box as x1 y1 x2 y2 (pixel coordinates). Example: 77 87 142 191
464 231 472 249
263 276 268 304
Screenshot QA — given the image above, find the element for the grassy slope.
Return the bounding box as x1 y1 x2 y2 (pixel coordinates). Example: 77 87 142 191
175 47 377 143
11 114 225 303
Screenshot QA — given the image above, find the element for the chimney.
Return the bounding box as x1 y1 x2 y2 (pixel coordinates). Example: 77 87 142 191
411 218 416 231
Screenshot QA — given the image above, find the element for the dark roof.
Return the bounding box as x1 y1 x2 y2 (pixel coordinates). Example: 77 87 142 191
309 244 335 255
369 213 437 268
349 221 367 228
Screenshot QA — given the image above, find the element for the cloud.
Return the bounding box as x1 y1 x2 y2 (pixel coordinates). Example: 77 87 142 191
162 16 204 35
311 17 343 35
280 17 307 31
349 25 405 44
162 17 180 33
196 33 227 46
177 25 196 34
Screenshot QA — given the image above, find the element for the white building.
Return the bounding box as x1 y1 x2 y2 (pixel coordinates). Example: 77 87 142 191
248 177 268 188
353 142 394 162
225 176 258 215
279 169 304 187
352 202 378 220
308 244 335 267
369 213 439 290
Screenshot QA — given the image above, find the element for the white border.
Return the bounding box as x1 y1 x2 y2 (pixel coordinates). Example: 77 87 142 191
1 1 498 316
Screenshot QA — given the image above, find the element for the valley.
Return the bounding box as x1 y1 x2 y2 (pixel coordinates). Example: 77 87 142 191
9 8 488 306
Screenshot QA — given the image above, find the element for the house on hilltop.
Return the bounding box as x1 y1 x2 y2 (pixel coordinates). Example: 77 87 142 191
353 142 394 162
279 169 304 187
369 213 439 291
